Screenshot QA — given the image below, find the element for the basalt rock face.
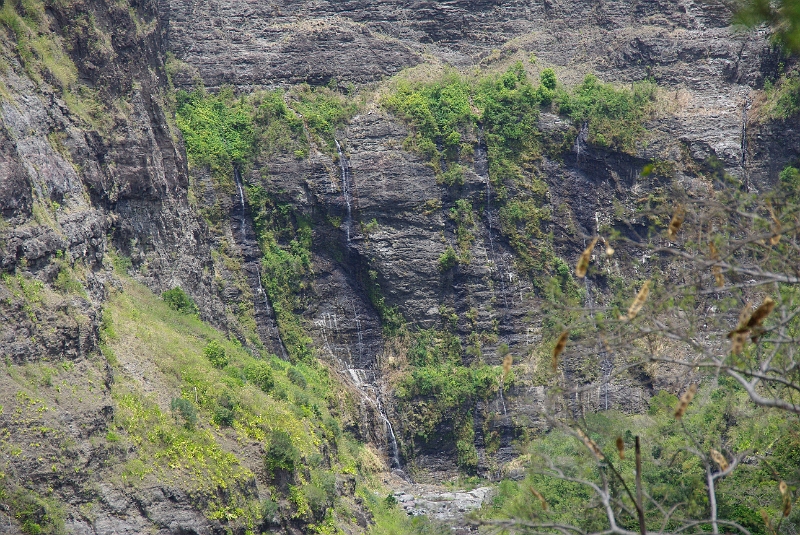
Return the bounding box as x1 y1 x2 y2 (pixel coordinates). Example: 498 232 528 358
2 0 800 531
0 1 236 533
161 0 800 477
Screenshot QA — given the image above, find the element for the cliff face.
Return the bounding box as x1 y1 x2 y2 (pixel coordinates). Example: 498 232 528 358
161 0 798 475
2 0 800 532
0 1 238 532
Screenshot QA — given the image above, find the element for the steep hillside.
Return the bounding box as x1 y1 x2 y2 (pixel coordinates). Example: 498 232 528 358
2 0 800 533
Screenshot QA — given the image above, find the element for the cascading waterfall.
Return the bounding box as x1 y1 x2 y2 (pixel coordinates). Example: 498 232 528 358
476 130 510 316
574 121 588 159
335 139 354 244
231 167 290 360
331 139 403 474
234 167 247 242
343 366 404 473
498 384 507 416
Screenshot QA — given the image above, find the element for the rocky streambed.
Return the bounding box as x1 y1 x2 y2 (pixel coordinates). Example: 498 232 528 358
385 473 493 532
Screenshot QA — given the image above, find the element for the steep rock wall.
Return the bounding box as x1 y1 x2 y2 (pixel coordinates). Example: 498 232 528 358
160 0 800 477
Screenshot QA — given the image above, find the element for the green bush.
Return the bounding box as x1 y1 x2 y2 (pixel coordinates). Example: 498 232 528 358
265 430 300 474
438 246 458 272
760 72 800 120
245 361 275 392
211 393 236 427
553 74 656 153
304 470 337 519
162 287 199 315
203 340 228 368
175 86 255 177
540 68 557 90
287 367 307 388
170 397 198 430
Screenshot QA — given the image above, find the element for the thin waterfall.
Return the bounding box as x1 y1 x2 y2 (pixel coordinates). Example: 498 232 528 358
477 129 509 316
583 277 594 310
352 302 364 365
256 267 289 361
574 121 588 160
231 167 290 360
342 364 405 474
335 139 354 244
234 167 247 242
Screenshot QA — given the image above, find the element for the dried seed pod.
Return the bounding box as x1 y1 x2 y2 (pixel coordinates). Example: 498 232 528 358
529 487 548 510
674 384 698 419
769 207 782 245
625 280 651 320
603 238 615 256
779 480 793 516
616 436 625 460
552 331 569 371
667 204 686 241
730 331 748 355
576 428 604 460
760 509 773 531
746 297 775 329
711 449 729 471
576 237 599 278
728 301 760 352
712 265 725 287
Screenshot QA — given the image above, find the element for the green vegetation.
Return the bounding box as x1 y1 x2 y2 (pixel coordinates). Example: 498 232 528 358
437 246 458 272
161 287 199 315
364 270 405 337
102 272 385 532
384 63 541 187
553 74 657 153
245 361 275 393
0 480 66 535
202 339 228 368
394 328 502 472
176 87 256 179
177 83 357 173
758 71 800 120
479 379 800 533
246 183 315 362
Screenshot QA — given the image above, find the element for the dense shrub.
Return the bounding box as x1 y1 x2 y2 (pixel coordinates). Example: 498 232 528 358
265 430 300 474
170 397 198 430
203 340 228 368
245 361 275 392
553 74 656 153
162 287 199 315
287 367 307 388
175 87 255 177
437 246 458 272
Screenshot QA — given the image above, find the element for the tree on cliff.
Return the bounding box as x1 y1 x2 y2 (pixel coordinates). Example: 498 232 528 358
485 170 800 533
736 0 800 52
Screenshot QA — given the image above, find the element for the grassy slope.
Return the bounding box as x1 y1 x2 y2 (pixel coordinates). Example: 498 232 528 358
102 275 387 533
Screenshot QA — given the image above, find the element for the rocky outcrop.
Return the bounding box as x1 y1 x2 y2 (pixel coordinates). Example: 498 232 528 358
0 0 237 532
3 0 800 530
